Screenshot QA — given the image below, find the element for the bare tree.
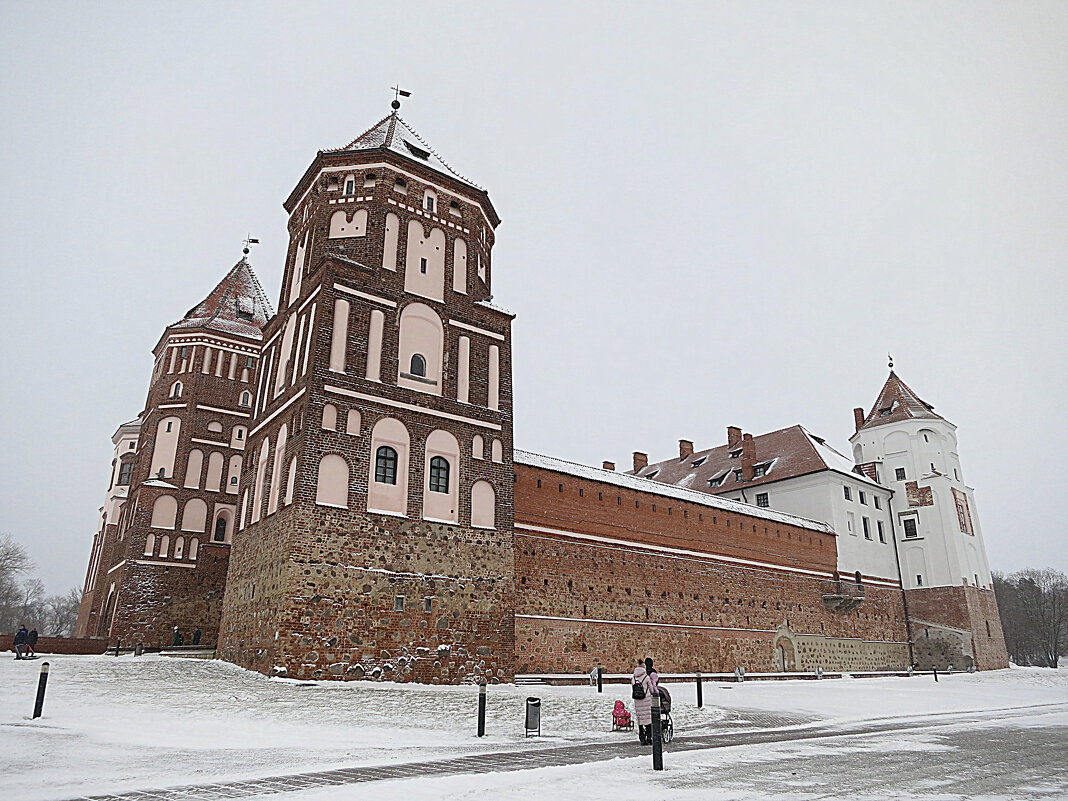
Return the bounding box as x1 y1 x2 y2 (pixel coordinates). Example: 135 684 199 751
0 534 36 633
994 568 1068 667
41 588 83 636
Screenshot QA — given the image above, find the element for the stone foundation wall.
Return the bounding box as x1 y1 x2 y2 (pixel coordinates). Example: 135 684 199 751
2 636 110 655
905 585 1008 670
219 502 515 683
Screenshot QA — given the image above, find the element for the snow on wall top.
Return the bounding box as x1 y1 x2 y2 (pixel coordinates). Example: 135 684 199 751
326 113 482 191
514 449 834 534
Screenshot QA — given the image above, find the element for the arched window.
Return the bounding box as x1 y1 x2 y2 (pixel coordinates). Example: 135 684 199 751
170 381 182 399
174 536 185 559
315 454 349 507
375 446 398 485
240 391 252 408
429 456 450 493
214 516 228 542
410 353 427 377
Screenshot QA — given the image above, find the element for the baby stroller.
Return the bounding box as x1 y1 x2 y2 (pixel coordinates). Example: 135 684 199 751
657 685 674 744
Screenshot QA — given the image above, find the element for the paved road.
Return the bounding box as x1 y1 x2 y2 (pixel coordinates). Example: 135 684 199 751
61 703 1066 801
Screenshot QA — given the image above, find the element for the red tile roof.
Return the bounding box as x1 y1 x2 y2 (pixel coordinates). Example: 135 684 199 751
171 258 273 340
857 371 944 431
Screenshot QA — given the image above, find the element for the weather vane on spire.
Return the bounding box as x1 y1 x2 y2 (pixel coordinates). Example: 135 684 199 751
391 84 411 111
242 235 260 256
888 352 894 371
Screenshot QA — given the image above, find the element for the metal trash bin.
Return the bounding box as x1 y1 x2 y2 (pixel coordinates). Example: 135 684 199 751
525 696 541 737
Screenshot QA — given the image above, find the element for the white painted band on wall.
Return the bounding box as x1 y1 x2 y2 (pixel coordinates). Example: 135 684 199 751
324 385 502 431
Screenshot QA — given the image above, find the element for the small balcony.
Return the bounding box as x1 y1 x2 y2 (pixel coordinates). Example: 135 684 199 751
822 580 865 612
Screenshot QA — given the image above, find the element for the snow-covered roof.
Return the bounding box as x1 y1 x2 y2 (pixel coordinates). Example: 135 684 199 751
170 258 274 341
327 113 482 191
514 449 834 534
630 424 883 496
857 370 945 431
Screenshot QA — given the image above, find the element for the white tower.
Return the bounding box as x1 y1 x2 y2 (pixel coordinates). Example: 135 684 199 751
849 365 1008 669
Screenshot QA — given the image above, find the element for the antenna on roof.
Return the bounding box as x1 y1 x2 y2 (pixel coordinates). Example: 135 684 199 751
888 352 894 371
391 84 411 111
242 235 260 256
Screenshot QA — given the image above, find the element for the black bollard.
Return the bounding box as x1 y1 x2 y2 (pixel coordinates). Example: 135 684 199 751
477 681 487 737
696 671 703 708
650 692 664 771
135 643 144 657
32 662 49 719
933 667 939 682
114 639 120 658
596 666 603 693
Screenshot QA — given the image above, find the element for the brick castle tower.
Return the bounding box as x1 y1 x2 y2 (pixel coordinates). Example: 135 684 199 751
75 259 272 645
217 105 516 683
850 367 1009 669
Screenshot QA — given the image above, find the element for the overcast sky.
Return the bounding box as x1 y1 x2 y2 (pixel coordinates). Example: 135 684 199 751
1 2 1066 595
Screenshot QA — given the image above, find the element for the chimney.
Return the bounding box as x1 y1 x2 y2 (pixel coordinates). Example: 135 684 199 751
679 439 694 459
632 452 648 472
727 426 742 449
602 461 615 471
741 433 756 481
854 407 866 433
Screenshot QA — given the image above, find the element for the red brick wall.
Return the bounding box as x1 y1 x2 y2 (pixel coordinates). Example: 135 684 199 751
513 463 910 674
906 585 1009 670
3 636 110 655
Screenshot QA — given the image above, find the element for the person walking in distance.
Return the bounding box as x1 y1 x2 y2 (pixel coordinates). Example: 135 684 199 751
12 625 29 659
26 628 38 657
192 627 201 646
172 626 183 647
632 658 656 745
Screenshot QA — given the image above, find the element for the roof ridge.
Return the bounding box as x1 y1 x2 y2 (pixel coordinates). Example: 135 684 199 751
393 115 483 190
331 114 393 152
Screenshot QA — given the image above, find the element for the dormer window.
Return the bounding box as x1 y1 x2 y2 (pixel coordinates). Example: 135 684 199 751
236 296 255 321
403 140 430 160
734 469 743 482
645 469 659 480
753 463 769 478
728 448 742 459
691 456 707 467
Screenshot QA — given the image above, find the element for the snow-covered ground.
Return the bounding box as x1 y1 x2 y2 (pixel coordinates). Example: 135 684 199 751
1 654 1066 800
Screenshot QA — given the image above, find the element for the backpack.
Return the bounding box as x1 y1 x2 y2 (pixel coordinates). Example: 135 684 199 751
631 680 646 700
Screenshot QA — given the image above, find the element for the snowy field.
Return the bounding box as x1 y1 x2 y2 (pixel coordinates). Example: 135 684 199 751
1 654 1066 800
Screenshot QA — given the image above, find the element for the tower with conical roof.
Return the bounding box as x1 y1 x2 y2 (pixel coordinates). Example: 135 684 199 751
78 257 272 646
217 102 515 683
850 367 1008 669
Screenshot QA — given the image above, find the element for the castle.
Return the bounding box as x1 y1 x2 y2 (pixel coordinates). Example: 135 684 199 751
75 105 1008 680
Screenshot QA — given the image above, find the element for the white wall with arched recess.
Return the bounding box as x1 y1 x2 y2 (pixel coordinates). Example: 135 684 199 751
488 345 500 410
346 409 361 436
150 417 181 479
174 536 185 559
316 454 349 508
212 507 233 543
403 220 446 302
322 403 338 430
423 429 460 523
205 452 224 492
189 537 199 560
471 481 496 529
143 533 155 556
366 310 385 381
275 312 297 394
226 455 242 494
230 425 247 450
181 499 208 533
397 303 444 395
150 495 178 529
472 434 484 459
158 535 170 558
383 212 399 270
329 208 368 239
252 437 270 524
884 430 910 454
184 449 204 489
452 238 467 294
268 424 288 515
368 417 410 516
284 457 297 505
208 421 223 434
491 439 503 463
906 547 928 586
239 489 249 530
329 299 349 373
288 231 308 306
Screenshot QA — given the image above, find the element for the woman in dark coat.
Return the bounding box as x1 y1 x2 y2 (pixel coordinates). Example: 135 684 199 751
26 628 38 657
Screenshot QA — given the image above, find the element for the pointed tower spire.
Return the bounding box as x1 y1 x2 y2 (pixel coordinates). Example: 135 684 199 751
172 258 274 339
856 367 944 432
